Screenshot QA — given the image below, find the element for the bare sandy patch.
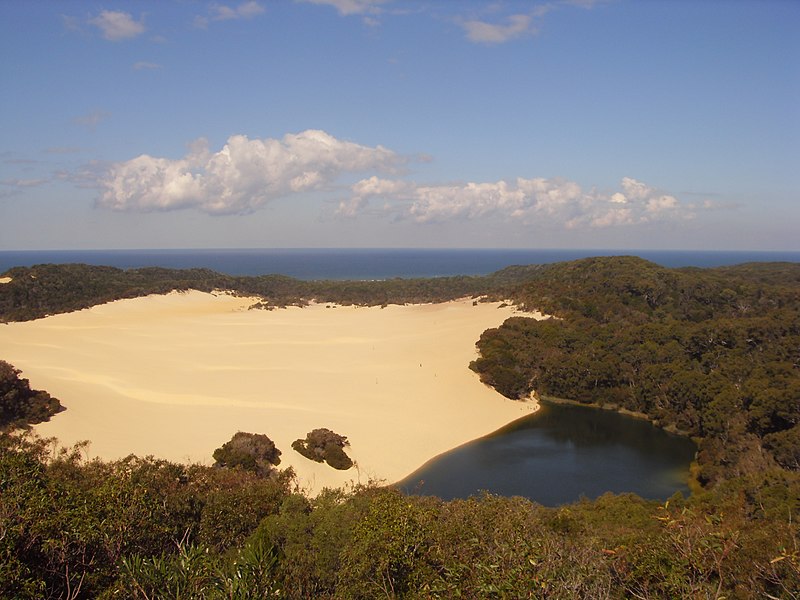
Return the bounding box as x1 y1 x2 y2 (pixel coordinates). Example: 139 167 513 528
0 290 544 495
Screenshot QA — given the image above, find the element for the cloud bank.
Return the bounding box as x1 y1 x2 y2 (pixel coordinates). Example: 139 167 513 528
97 130 696 230
339 175 690 229
97 130 404 214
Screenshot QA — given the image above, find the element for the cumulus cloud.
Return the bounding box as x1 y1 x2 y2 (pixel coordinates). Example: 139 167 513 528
89 10 145 41
461 14 536 44
339 175 693 229
96 130 405 215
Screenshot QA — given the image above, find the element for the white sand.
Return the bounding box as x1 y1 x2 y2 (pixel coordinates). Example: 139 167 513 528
0 290 545 495
0 277 12 284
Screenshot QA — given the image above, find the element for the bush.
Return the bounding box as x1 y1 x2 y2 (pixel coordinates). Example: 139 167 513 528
292 428 353 470
0 361 63 430
212 432 281 477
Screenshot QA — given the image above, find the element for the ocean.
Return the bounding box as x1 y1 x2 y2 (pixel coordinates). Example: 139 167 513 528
1 248 799 280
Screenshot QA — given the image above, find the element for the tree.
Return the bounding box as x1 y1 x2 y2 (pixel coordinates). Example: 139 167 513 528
0 360 63 430
212 432 281 477
292 428 353 470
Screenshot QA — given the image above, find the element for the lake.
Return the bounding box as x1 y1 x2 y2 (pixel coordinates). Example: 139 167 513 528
397 401 697 506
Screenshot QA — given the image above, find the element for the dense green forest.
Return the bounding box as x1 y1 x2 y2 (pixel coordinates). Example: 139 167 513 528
471 257 800 485
1 257 799 598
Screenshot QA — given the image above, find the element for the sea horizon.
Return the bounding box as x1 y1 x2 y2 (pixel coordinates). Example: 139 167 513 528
2 247 799 281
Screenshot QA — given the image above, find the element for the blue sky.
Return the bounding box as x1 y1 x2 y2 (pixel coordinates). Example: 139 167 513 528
1 0 797 250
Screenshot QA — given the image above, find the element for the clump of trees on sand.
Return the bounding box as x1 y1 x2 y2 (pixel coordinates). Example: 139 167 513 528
213 431 282 477
0 257 798 598
292 428 354 470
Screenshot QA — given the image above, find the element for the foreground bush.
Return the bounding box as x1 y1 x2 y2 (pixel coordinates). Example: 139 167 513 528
1 432 798 598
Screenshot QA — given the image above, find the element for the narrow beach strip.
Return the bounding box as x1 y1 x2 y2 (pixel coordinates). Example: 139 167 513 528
0 290 544 495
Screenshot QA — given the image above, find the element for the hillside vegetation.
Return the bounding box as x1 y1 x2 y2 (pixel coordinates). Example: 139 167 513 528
473 257 800 484
1 257 799 598
0 262 543 322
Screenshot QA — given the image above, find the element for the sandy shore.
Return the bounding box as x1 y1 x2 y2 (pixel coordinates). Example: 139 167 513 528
0 291 544 495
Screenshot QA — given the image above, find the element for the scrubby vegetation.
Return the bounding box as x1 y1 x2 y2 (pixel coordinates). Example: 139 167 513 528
292 428 353 470
1 256 799 597
1 431 798 598
0 262 542 322
212 431 282 477
0 360 62 430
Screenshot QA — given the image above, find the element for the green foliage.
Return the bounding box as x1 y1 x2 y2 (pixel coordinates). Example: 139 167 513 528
116 538 281 600
0 432 292 599
0 360 63 430
212 431 282 477
0 264 229 322
0 262 539 322
2 256 800 597
338 488 438 598
197 475 291 553
2 431 799 598
254 488 366 596
292 428 353 470
473 257 800 484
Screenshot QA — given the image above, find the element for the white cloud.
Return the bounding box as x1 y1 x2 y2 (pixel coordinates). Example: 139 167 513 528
461 14 536 44
297 0 389 16
340 175 696 229
619 176 653 201
646 195 679 213
610 192 627 204
195 2 265 28
338 176 410 216
97 130 405 215
211 1 265 20
88 10 145 41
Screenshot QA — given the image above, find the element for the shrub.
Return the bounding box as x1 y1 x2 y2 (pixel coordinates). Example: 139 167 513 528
212 432 281 477
0 360 63 430
292 428 353 470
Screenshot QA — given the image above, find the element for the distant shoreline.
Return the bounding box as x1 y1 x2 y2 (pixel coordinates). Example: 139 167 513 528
3 247 799 280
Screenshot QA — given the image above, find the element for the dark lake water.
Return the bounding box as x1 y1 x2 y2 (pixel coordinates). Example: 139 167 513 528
397 402 697 506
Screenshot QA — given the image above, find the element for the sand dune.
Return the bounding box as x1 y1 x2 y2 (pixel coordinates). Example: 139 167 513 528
0 291 544 495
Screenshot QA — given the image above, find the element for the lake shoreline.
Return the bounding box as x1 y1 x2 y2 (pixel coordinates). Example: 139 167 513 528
539 394 695 438
397 398 699 505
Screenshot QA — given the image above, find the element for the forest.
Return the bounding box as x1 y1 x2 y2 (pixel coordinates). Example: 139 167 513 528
1 257 799 598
